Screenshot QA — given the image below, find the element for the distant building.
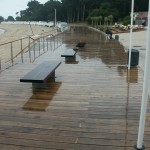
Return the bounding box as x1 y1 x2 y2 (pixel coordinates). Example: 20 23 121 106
134 11 148 26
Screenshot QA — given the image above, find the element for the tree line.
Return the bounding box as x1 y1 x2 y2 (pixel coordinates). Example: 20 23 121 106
0 0 149 25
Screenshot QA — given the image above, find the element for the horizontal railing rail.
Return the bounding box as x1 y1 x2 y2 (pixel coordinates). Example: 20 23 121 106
0 28 63 72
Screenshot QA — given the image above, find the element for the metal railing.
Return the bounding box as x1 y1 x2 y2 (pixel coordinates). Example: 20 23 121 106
0 28 63 72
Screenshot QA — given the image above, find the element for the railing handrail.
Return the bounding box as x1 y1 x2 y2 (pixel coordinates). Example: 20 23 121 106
0 29 56 46
0 36 29 46
0 28 62 72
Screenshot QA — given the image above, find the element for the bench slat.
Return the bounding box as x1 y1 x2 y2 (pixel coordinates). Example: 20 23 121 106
20 61 61 83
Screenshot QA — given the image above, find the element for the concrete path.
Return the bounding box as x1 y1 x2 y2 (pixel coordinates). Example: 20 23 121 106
113 29 150 102
113 29 147 71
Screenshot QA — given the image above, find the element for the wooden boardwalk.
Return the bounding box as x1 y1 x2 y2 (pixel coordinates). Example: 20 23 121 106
0 26 150 150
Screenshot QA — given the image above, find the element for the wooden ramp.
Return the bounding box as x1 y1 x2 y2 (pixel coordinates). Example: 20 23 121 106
0 26 150 150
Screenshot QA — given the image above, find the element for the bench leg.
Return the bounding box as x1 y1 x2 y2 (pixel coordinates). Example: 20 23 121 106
32 71 56 89
51 71 55 78
47 71 55 82
32 82 48 89
65 56 76 62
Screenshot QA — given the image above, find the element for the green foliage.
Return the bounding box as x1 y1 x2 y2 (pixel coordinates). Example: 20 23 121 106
121 16 131 25
0 16 4 22
6 16 15 21
13 0 148 23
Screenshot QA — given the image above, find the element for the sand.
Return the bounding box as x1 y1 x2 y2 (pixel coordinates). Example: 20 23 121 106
0 24 55 44
114 30 147 51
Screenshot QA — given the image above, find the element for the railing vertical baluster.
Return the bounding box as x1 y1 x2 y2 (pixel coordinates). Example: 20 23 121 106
61 34 63 45
21 39 23 63
41 33 42 42
47 33 48 51
43 34 45 52
39 38 40 55
0 58 1 71
50 37 52 51
57 35 58 48
49 34 51 51
29 37 31 63
10 42 13 65
33 40 35 60
54 35 55 50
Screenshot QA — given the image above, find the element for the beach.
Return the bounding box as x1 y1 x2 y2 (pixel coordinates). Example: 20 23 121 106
0 24 56 62
0 24 55 44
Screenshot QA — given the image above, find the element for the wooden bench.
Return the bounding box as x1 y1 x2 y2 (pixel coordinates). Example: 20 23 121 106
20 61 61 89
61 49 77 62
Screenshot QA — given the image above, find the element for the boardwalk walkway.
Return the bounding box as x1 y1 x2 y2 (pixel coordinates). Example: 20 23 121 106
0 26 150 150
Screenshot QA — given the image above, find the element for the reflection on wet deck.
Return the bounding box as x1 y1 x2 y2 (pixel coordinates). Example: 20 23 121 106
0 26 149 150
23 81 62 111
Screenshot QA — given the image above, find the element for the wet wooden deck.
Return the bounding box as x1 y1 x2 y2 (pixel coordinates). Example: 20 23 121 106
0 26 150 150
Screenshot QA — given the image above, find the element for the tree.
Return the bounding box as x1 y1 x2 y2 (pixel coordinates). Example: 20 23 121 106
16 12 19 17
26 0 42 21
14 0 149 23
108 15 113 25
104 17 108 25
0 16 4 23
7 16 15 21
91 17 94 26
44 0 62 21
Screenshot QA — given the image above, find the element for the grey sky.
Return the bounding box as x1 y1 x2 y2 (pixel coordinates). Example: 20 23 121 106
0 0 50 19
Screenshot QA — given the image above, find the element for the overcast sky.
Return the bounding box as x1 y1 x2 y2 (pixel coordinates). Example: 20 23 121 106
0 0 50 19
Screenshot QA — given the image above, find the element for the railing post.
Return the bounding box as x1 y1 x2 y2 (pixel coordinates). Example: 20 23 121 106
21 39 23 63
33 40 35 60
10 42 13 65
39 38 40 55
47 33 48 51
29 37 31 63
43 34 45 52
41 33 42 42
50 37 52 51
54 36 55 50
57 35 58 48
0 58 1 71
61 34 63 45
